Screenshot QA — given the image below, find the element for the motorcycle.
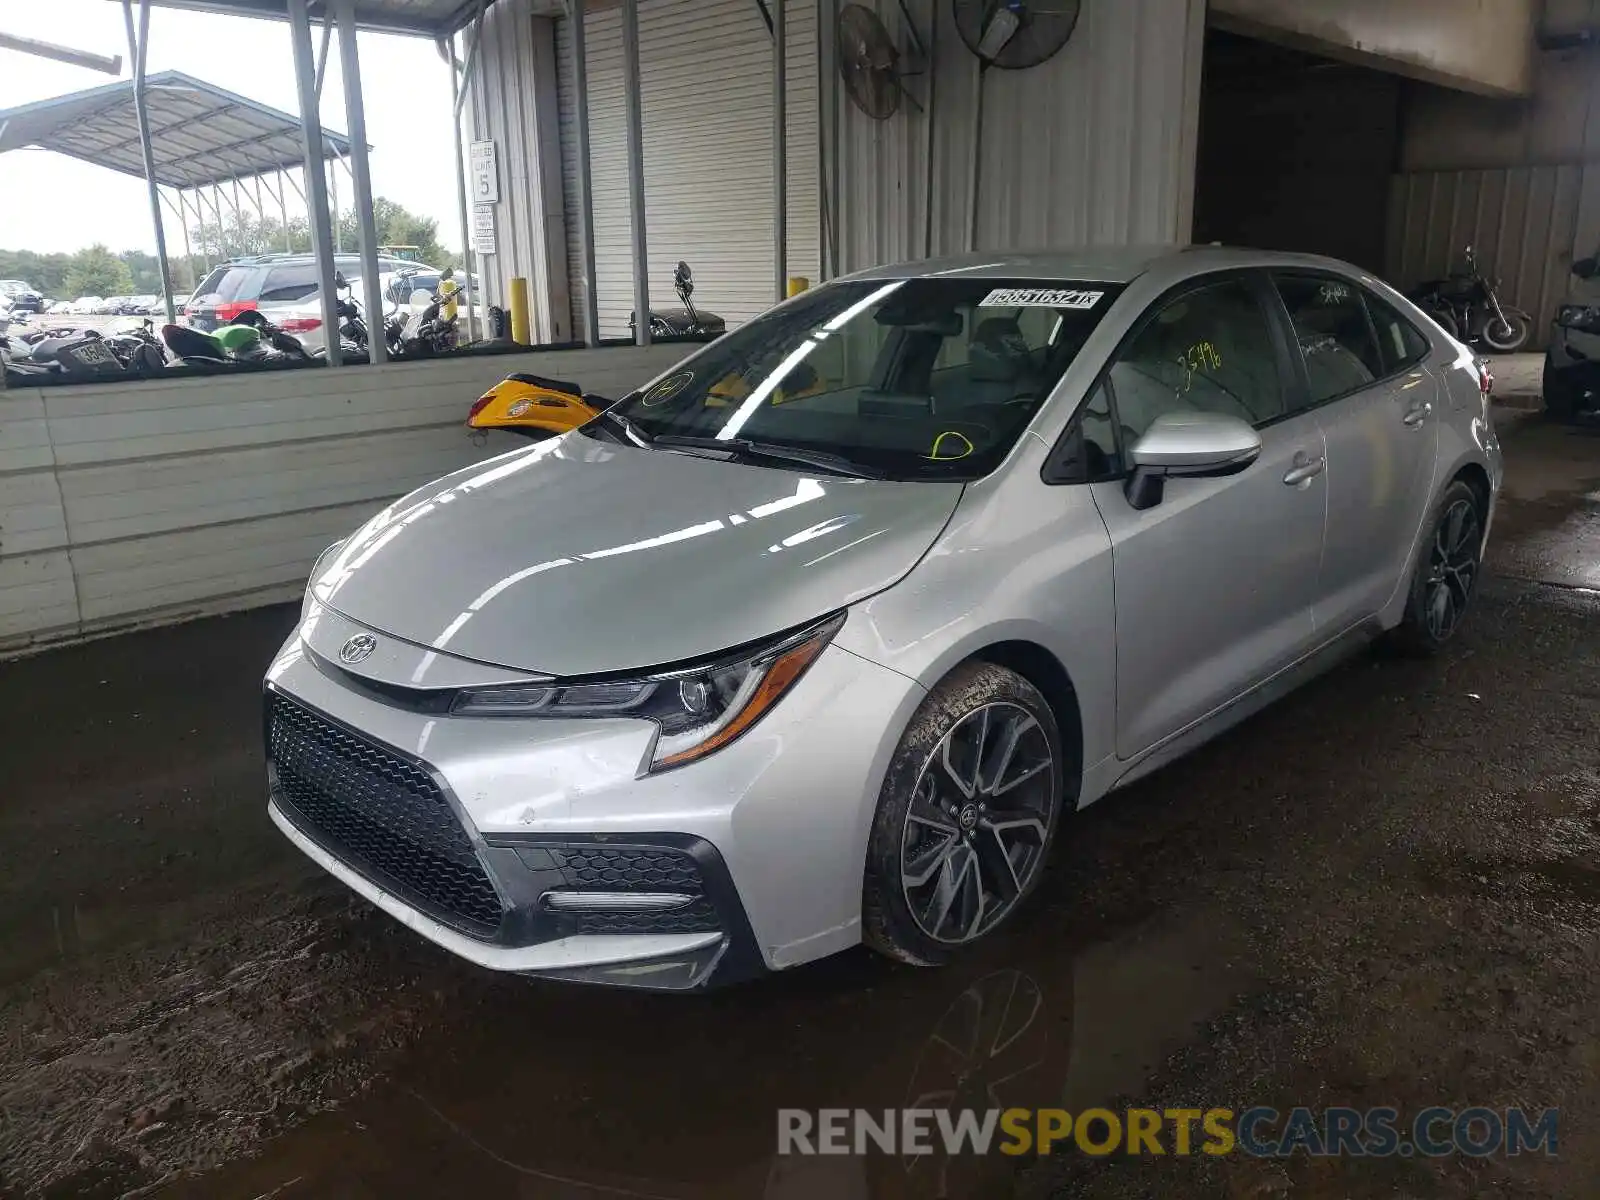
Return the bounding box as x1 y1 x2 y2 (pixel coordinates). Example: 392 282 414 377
467 261 729 440
4 326 143 382
392 266 461 358
330 272 403 360
161 311 316 367
1408 244 1532 353
626 261 726 339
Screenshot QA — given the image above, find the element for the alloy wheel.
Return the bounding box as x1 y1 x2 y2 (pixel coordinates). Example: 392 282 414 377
1425 498 1481 640
900 702 1056 945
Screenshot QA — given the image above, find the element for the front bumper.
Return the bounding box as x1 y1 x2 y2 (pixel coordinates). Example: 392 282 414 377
263 611 925 989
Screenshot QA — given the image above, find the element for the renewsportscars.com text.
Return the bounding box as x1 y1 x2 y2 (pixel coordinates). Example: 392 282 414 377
777 1106 1558 1159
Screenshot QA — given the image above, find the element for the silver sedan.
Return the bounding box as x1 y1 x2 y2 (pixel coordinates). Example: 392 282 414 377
264 246 1502 989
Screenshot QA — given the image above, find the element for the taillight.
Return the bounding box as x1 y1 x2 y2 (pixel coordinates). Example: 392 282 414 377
467 391 496 424
279 317 322 333
214 300 258 322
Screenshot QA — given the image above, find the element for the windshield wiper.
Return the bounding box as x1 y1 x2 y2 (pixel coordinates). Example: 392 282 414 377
598 405 654 447
650 434 885 479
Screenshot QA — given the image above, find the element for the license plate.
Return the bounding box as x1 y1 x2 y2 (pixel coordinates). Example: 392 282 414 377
74 341 114 366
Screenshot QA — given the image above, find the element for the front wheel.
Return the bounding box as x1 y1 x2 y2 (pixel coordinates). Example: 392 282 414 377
1481 311 1531 353
1387 480 1484 656
863 662 1066 966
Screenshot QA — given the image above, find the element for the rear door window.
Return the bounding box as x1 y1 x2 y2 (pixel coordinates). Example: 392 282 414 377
257 264 321 303
193 266 250 302
1272 274 1384 407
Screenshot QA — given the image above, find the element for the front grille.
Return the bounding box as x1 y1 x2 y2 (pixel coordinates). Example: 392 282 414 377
268 692 503 937
549 846 721 935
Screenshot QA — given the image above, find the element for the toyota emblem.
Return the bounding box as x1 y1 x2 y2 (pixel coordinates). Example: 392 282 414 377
339 633 378 665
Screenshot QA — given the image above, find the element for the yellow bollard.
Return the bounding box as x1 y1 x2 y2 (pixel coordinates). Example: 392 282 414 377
508 276 531 345
787 276 809 297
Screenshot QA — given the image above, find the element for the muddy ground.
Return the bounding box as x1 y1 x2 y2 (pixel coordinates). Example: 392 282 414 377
1 414 1597 1199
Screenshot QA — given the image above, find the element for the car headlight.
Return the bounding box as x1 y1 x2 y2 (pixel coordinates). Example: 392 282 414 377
450 612 844 771
1558 304 1600 332
302 538 348 618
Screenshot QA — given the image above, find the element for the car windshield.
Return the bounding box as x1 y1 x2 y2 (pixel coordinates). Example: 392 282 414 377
604 277 1120 480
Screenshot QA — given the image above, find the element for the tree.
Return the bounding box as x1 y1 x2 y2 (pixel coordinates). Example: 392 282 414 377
187 195 457 267
62 244 135 297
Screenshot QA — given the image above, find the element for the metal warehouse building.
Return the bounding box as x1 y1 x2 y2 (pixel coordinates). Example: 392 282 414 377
5 0 1589 653
457 0 1569 349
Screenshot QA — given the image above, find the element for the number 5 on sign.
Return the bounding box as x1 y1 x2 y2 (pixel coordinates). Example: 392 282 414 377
470 141 499 204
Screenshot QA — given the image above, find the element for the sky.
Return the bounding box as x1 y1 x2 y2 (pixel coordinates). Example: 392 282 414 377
0 0 462 256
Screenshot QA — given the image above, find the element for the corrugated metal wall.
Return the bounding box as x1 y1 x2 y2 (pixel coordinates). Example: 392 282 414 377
554 0 820 339
0 345 688 653
832 0 1205 272
1385 167 1594 346
1387 4 1600 347
464 0 572 342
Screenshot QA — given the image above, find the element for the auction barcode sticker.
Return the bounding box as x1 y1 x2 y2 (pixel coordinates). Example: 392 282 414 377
979 287 1105 309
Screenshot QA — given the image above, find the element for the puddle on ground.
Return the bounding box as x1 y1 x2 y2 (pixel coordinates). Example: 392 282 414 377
148 908 1254 1200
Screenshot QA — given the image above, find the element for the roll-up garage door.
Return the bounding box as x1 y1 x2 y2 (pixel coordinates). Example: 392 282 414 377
557 0 820 339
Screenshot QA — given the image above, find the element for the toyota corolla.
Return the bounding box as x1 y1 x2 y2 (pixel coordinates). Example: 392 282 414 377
265 246 1501 989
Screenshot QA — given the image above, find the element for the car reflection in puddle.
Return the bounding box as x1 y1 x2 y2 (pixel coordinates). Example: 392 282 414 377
157 905 1251 1199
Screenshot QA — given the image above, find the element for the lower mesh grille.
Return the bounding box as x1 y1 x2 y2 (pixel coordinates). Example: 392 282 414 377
268 692 502 937
550 847 721 935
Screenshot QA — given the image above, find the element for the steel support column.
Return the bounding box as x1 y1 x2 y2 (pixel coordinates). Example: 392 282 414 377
288 0 343 365
773 0 786 303
336 0 385 363
123 0 177 325
571 0 600 346
621 0 650 346
276 167 293 250
445 33 478 341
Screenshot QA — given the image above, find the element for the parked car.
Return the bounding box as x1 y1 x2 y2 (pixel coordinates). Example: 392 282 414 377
185 252 435 355
124 293 161 315
66 296 103 315
1544 249 1600 422
0 280 45 314
264 246 1502 991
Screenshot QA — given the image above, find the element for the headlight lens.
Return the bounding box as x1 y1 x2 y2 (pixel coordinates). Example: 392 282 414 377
302 538 347 618
450 612 844 770
1558 304 1600 331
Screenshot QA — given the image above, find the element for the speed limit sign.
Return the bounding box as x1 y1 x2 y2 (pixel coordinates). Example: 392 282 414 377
469 140 499 204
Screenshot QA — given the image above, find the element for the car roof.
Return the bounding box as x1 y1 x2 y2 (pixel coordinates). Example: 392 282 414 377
843 244 1381 286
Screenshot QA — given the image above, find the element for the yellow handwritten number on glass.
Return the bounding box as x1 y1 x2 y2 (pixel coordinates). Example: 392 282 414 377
1174 341 1221 393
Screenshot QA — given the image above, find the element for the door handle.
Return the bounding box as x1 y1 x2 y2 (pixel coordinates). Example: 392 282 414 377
1283 455 1326 486
1402 401 1432 427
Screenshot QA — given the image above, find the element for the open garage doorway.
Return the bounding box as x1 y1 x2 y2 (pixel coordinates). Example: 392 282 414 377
1193 28 1405 272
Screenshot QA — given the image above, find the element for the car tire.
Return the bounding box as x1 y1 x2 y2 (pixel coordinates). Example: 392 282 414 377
1387 480 1485 657
1543 357 1582 422
862 661 1065 967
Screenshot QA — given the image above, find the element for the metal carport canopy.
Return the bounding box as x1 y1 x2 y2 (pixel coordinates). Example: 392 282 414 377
0 70 355 189
102 0 509 36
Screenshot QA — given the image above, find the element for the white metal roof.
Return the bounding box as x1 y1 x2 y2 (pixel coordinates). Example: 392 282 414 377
0 70 357 189
114 0 498 36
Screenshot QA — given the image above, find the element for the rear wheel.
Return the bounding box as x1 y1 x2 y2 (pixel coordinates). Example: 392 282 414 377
863 662 1065 966
1388 480 1484 656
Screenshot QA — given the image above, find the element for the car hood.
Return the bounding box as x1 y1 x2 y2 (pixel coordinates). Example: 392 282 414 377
311 434 962 676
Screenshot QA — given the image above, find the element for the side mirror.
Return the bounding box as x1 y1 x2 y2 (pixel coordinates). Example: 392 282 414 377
441 266 455 281
1574 256 1598 280
1124 411 1261 511
334 271 349 290
675 260 692 283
